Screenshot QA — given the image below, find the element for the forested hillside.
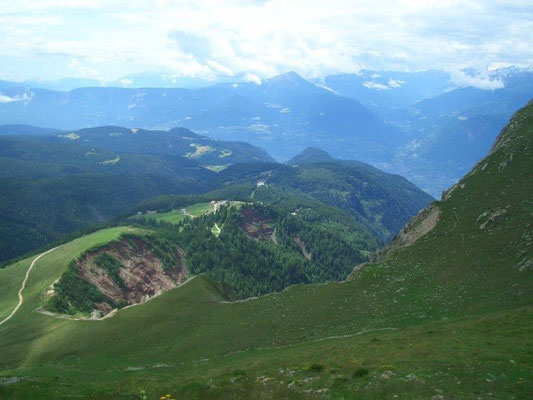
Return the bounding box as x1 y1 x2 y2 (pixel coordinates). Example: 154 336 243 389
0 126 432 265
129 199 377 299
210 151 434 241
0 135 215 262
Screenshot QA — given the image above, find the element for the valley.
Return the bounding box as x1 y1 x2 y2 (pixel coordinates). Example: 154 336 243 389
1 3 532 399
0 100 531 399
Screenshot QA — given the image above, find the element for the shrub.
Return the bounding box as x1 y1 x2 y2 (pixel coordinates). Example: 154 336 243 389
233 369 247 376
353 367 369 378
309 363 325 373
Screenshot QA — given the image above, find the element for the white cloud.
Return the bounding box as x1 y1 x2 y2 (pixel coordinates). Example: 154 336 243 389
0 92 34 103
243 73 262 85
449 69 505 90
363 81 390 90
119 78 133 86
0 1 531 81
388 79 405 88
68 58 101 79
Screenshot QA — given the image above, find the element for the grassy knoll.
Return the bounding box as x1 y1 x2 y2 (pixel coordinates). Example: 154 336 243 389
133 202 215 225
0 227 137 323
134 201 245 225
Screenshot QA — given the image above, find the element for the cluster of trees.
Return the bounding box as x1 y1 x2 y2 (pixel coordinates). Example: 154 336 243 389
47 260 115 315
94 253 125 288
132 199 377 299
44 186 385 312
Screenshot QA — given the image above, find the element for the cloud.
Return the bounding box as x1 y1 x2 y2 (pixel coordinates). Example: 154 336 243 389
243 73 262 85
0 1 531 81
169 31 212 61
0 92 35 103
68 58 101 79
388 79 405 88
119 78 133 86
449 69 505 89
363 81 390 90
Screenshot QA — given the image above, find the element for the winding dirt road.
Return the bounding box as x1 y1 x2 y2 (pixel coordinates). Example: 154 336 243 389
0 246 59 327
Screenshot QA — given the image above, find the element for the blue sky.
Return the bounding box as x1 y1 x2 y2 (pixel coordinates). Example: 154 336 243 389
0 0 532 85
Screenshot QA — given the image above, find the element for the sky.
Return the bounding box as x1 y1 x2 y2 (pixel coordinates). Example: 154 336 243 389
0 0 532 85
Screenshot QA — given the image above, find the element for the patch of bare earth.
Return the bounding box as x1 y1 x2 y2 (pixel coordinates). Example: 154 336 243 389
77 237 187 315
240 208 276 243
294 235 312 261
373 204 440 262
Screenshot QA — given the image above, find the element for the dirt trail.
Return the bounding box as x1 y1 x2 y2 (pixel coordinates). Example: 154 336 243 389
0 246 59 327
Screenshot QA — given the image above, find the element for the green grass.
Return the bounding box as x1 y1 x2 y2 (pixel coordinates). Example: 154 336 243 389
138 210 190 225
134 202 245 225
0 272 531 399
186 202 215 217
133 202 215 225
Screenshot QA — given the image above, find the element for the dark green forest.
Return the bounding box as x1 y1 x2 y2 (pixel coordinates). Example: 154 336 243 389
0 132 431 265
127 199 377 299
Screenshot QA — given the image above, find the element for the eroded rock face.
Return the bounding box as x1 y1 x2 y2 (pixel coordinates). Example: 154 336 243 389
372 204 440 263
239 208 276 242
76 237 187 314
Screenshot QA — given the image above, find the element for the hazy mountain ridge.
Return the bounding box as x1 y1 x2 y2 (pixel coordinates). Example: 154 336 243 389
0 72 396 164
1 67 532 195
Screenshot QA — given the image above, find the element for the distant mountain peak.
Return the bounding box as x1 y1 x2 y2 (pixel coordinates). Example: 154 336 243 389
286 147 334 165
267 71 308 85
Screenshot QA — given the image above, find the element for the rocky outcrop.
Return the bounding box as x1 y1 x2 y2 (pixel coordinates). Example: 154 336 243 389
49 236 187 317
372 204 440 263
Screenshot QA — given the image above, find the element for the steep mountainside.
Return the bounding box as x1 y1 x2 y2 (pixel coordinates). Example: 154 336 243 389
0 102 531 399
384 69 533 195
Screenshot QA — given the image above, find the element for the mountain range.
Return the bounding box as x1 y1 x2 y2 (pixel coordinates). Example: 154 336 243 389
1 68 532 196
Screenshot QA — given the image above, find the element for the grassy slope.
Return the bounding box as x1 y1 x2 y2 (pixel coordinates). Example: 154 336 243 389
0 104 532 398
132 202 215 225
